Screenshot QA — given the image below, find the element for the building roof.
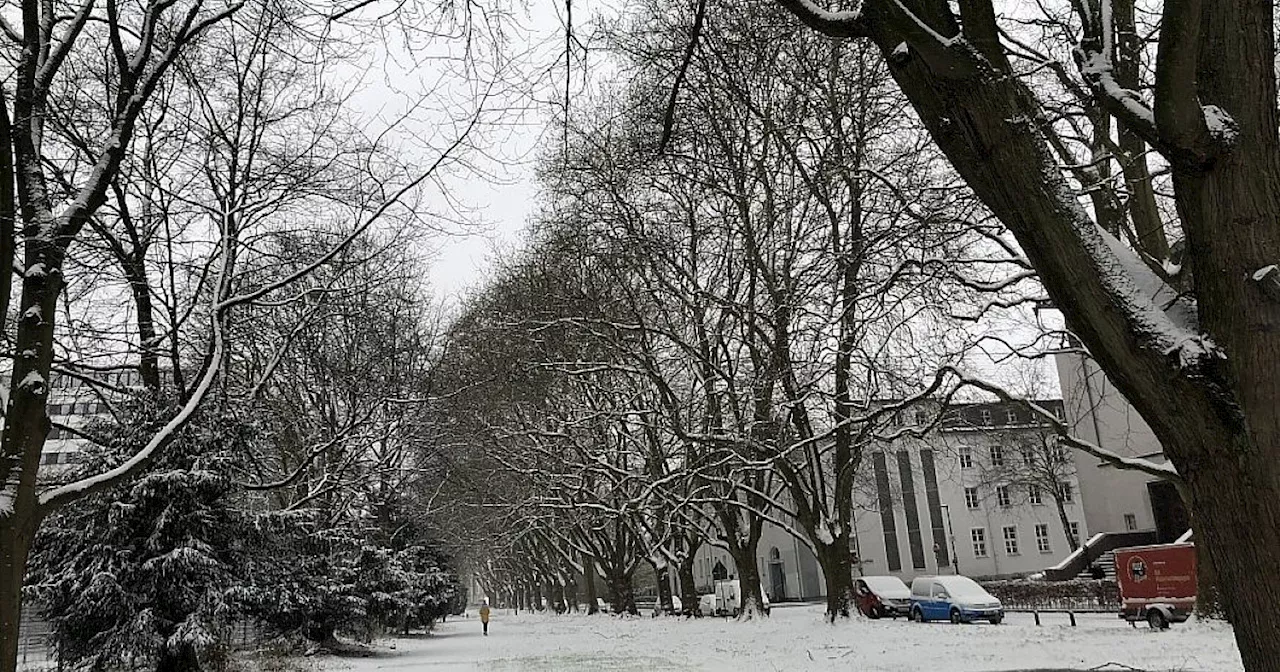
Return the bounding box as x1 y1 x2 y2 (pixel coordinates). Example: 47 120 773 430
940 399 1063 431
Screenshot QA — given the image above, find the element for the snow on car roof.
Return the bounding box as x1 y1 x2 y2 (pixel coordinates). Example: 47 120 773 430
860 575 910 597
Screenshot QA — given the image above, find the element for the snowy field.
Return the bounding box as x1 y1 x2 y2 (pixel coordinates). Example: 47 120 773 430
312 604 1243 672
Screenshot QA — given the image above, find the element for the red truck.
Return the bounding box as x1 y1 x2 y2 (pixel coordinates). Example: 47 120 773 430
1113 542 1196 629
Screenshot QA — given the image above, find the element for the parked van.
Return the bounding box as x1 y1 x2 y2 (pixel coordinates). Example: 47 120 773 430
909 575 1004 624
697 580 771 616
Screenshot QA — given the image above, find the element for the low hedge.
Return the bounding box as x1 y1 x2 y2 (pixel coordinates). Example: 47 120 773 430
979 578 1119 610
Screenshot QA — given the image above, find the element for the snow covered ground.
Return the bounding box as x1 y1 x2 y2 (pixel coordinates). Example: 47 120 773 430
312 604 1243 672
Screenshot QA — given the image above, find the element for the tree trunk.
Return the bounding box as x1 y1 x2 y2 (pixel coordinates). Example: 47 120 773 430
605 568 638 615
0 518 34 672
727 546 767 620
677 553 699 617
1054 497 1079 551
653 562 673 615
305 620 338 648
814 537 853 622
583 559 599 614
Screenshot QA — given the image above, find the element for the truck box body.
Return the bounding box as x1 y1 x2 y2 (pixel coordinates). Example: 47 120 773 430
1114 542 1196 623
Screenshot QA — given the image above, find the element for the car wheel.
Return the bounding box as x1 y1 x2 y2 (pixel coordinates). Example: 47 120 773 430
989 615 1002 625
911 607 926 623
949 608 963 624
732 608 740 618
1147 610 1168 630
867 606 882 620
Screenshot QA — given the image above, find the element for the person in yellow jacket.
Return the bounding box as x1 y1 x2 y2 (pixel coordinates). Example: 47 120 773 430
479 599 491 636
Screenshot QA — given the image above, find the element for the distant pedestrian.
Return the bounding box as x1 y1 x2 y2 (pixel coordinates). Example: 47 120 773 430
480 599 491 636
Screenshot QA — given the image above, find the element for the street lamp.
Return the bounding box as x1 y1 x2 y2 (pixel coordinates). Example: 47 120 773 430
941 504 960 575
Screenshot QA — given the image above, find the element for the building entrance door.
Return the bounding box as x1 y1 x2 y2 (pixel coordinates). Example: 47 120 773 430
1147 480 1190 543
768 548 786 601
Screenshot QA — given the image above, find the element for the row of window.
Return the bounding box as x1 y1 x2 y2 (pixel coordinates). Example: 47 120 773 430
47 401 109 417
963 483 1074 509
50 370 144 388
958 442 1068 469
47 426 84 440
972 406 1064 425
40 451 80 465
970 522 1079 557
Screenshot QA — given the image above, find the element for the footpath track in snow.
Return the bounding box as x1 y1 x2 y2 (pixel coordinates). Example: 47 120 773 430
315 604 1242 672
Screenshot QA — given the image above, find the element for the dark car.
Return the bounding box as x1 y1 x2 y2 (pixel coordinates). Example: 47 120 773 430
855 576 912 618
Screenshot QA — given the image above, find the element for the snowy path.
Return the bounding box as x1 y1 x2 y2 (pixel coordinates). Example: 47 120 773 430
315 605 1243 671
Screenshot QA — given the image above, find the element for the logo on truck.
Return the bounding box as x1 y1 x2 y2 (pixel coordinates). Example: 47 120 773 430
1128 556 1148 582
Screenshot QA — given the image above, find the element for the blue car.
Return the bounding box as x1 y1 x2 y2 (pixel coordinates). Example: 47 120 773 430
909 575 1004 624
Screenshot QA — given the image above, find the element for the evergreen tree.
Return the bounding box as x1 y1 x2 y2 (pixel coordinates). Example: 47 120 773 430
27 404 261 672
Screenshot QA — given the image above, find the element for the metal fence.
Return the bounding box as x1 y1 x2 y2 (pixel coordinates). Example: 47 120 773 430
16 610 57 672
16 610 267 671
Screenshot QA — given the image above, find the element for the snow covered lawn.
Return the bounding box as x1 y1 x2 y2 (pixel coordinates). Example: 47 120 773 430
313 604 1242 672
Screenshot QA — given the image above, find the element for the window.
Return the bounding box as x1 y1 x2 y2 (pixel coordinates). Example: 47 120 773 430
996 485 1011 508
1035 524 1052 553
1047 436 1067 463
914 410 927 425
1003 526 1020 555
971 528 988 557
1006 408 1018 423
990 445 1004 467
959 445 973 469
964 487 980 509
1060 482 1074 503
1029 484 1043 505
1124 513 1138 531
1020 448 1034 466
980 409 992 425
1068 521 1081 546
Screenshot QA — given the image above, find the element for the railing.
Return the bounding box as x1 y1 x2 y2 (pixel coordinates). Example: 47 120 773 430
1043 531 1159 581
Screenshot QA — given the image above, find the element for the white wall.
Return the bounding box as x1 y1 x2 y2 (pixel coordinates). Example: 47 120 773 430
1054 351 1166 536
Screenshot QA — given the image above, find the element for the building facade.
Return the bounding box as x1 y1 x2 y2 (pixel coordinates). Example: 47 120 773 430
687 400 1089 601
1054 351 1189 543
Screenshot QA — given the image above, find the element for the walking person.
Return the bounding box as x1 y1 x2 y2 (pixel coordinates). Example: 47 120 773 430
480 599 491 636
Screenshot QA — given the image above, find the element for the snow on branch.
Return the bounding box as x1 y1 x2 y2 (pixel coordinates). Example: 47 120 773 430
773 0 867 38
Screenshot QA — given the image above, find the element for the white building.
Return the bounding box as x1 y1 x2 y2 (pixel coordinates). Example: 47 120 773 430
1054 351 1189 543
688 400 1089 601
1 369 145 476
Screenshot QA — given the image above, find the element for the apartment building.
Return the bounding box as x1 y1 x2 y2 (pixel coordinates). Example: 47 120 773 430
1 369 146 472
688 399 1089 601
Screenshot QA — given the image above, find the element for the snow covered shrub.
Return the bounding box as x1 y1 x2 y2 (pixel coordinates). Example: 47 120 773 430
980 578 1119 610
26 402 262 672
238 520 464 644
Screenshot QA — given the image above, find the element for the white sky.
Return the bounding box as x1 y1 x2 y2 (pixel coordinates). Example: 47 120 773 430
340 0 627 305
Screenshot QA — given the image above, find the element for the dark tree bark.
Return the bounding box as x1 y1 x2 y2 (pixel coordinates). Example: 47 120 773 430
583 557 599 615
604 568 638 615
814 534 854 622
725 542 767 619
653 562 674 614
677 543 700 617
